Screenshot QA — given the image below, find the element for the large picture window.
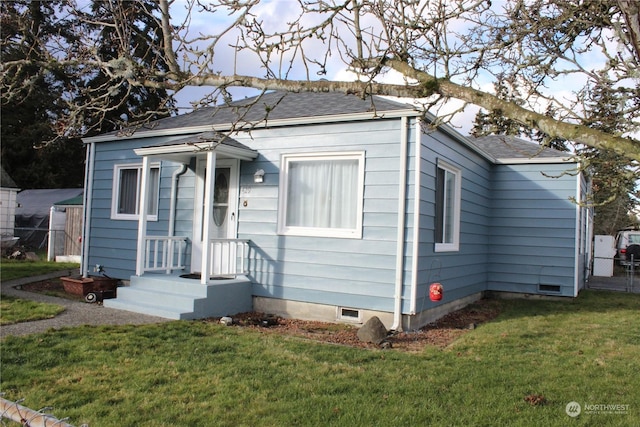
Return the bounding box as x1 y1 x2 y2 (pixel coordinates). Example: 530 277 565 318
278 152 365 238
111 163 160 220
435 160 461 252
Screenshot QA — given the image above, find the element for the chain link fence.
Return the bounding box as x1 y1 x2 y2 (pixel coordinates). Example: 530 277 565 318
0 396 85 427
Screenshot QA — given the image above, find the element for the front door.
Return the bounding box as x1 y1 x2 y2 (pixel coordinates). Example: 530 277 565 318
192 157 239 275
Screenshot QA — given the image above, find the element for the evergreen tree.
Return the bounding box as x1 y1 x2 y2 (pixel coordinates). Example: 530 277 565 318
0 0 175 188
0 0 84 188
77 0 175 137
577 76 639 235
531 105 569 152
470 75 535 139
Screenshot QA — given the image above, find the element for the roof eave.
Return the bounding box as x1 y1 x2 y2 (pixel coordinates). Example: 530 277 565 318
83 108 419 144
494 157 576 165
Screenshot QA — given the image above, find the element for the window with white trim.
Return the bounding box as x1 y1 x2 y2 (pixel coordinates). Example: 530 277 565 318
278 152 365 238
111 163 160 220
435 160 461 252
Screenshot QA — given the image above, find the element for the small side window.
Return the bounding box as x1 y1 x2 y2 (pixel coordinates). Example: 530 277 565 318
434 160 461 252
111 163 160 220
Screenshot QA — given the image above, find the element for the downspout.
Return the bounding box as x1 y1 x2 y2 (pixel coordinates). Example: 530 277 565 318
409 118 422 315
47 205 55 262
574 169 583 297
81 142 96 278
168 164 188 237
392 116 410 331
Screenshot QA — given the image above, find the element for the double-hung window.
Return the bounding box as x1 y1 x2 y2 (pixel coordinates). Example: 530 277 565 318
435 160 461 252
278 151 365 238
111 163 160 220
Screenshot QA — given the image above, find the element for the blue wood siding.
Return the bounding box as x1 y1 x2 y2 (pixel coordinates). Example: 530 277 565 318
487 163 578 296
87 137 191 279
237 119 413 312
413 131 492 312
86 115 583 316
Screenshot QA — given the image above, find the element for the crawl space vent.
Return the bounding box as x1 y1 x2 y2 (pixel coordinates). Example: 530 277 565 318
538 284 561 293
338 307 361 322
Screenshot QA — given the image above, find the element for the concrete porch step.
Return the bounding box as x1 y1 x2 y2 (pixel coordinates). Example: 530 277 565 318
104 298 195 320
113 286 202 312
128 275 211 296
104 275 253 320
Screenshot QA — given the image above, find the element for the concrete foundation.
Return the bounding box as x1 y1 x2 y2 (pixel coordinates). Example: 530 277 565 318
254 291 486 332
402 292 484 331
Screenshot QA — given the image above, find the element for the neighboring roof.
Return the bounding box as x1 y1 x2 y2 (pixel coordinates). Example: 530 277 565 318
16 189 84 218
54 194 84 206
85 91 418 143
1 166 19 189
470 135 573 163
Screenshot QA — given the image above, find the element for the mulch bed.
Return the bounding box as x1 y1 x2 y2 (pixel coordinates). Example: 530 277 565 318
206 299 503 352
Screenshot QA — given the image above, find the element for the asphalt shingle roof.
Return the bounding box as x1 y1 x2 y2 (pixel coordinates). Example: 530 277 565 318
136 91 416 132
150 131 253 151
93 91 572 164
471 135 570 160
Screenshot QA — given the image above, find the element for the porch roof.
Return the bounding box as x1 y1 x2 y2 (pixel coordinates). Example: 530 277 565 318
134 131 258 163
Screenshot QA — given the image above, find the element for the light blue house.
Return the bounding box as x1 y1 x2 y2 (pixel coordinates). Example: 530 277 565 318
81 91 592 330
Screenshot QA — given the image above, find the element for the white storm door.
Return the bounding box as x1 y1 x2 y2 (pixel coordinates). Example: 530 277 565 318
191 158 239 275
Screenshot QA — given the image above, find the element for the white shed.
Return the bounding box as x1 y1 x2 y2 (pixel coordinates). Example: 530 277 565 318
0 166 19 249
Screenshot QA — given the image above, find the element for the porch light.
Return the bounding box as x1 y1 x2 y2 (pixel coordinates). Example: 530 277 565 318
254 169 265 183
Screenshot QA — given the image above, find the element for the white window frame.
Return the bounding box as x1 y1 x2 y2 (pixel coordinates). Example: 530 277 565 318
434 160 461 252
111 162 161 221
277 151 365 239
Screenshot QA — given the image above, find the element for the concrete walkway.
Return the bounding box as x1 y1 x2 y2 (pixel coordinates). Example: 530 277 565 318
1 271 170 339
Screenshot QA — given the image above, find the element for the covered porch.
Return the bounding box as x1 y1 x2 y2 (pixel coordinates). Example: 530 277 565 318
104 132 259 319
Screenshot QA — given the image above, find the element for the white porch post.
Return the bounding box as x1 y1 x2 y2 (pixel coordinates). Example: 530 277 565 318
135 156 151 276
200 151 217 284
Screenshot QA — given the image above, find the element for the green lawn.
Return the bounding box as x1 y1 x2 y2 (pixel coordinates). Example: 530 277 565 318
0 259 79 281
0 259 77 324
0 295 66 325
1 290 638 426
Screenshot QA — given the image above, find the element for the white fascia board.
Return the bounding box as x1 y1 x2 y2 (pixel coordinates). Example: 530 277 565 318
83 109 419 144
134 142 258 161
494 157 577 165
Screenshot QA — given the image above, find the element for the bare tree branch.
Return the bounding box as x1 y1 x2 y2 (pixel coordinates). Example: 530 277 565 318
2 0 639 161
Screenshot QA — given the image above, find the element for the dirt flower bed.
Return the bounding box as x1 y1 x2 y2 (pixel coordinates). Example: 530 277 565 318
18 279 85 301
207 299 503 352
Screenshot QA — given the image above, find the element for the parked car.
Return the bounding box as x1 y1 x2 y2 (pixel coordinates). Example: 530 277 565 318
615 229 640 266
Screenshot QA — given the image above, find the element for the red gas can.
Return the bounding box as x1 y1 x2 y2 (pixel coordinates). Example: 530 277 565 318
429 283 443 302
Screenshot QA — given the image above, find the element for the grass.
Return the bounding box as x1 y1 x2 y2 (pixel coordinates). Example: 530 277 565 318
0 258 79 281
0 259 77 324
0 295 66 325
1 290 638 426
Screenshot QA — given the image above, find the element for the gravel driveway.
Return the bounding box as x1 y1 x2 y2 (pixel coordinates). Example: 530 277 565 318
1 272 170 338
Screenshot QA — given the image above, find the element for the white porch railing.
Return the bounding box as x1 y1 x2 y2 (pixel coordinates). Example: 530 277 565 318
209 239 250 277
143 236 188 274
